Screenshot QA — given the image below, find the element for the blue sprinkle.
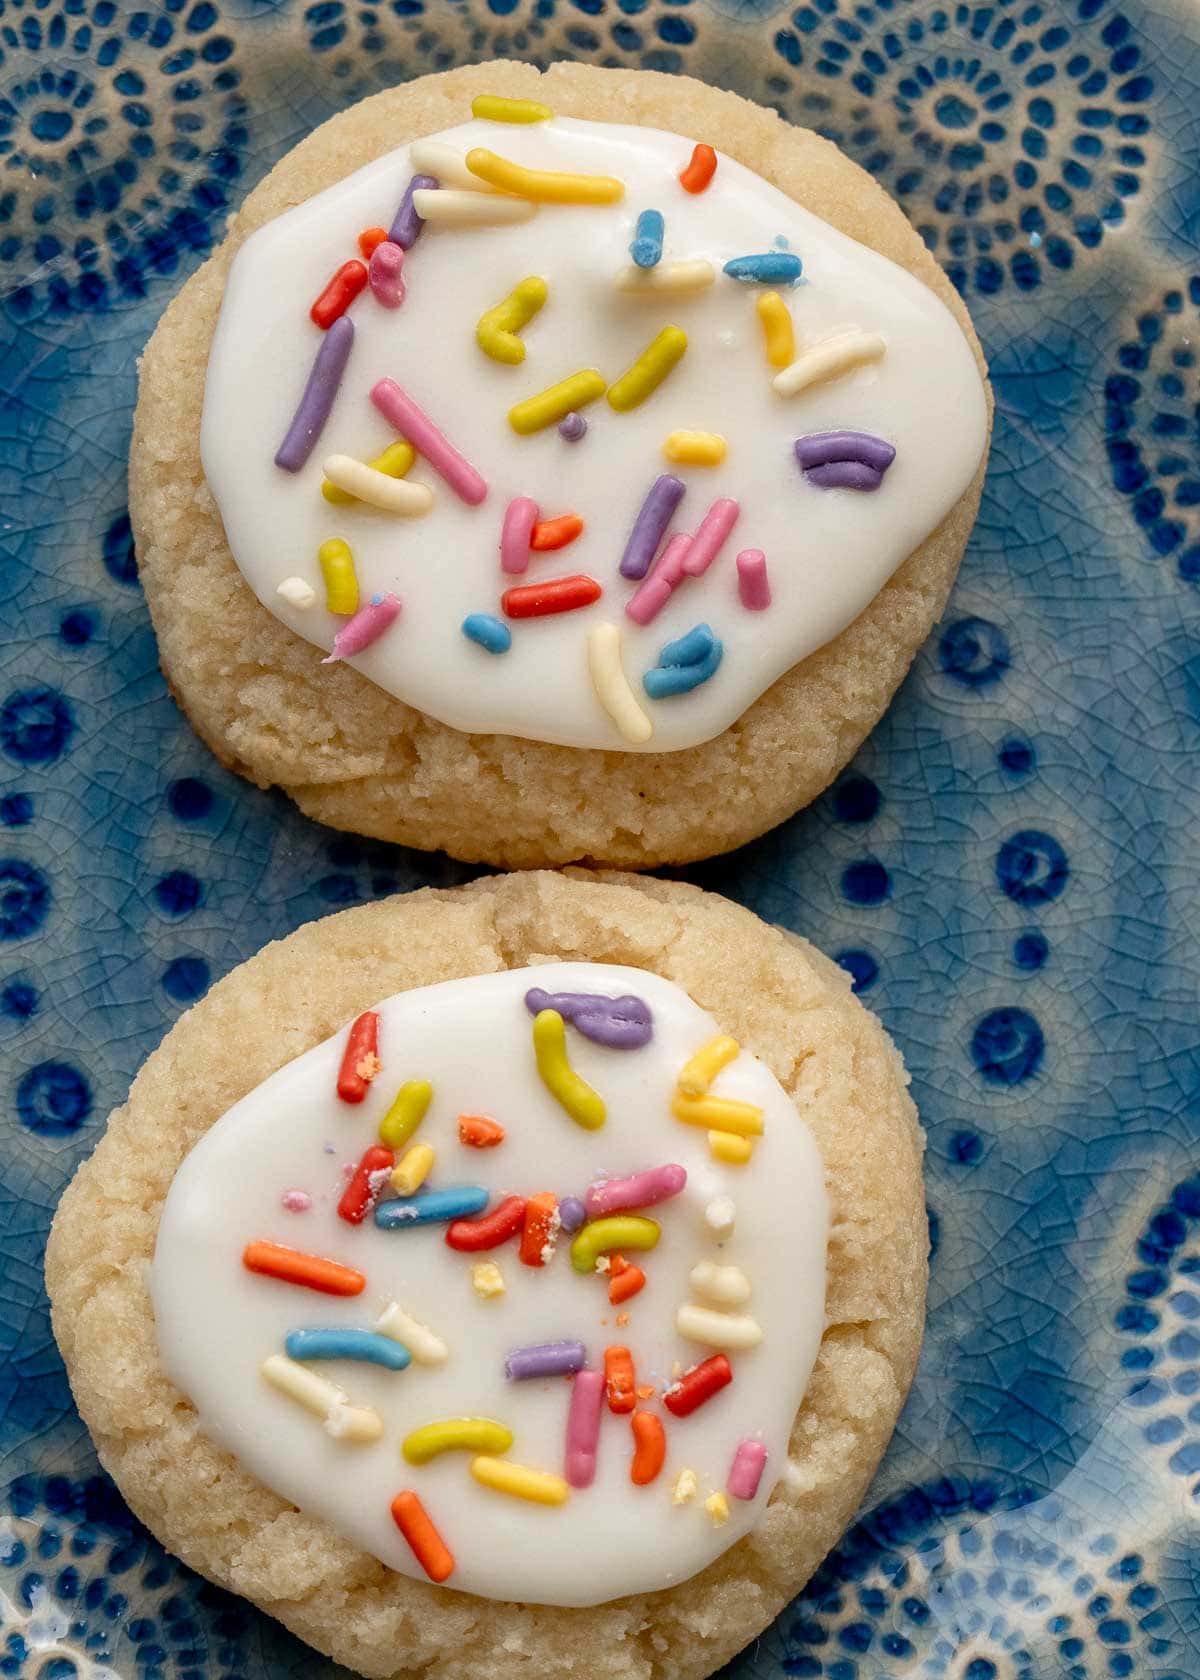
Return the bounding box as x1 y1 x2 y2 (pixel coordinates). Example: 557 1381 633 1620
631 208 664 268
370 592 384 606
284 1328 411 1370
723 252 803 284
644 624 724 699
658 622 715 668
462 613 512 655
376 1185 489 1228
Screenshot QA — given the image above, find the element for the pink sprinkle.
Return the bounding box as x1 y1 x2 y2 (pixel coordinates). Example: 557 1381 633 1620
280 1189 312 1213
368 240 406 308
501 496 538 575
625 532 691 626
737 548 771 610
371 377 488 505
585 1163 686 1218
323 592 401 663
681 497 740 578
727 1438 768 1500
565 1369 605 1488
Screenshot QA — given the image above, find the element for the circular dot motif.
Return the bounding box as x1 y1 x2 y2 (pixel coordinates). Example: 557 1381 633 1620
938 617 1010 687
835 948 879 992
152 870 202 915
1 793 33 825
1 979 39 1019
166 776 213 820
101 513 138 586
0 859 50 940
971 1005 1044 1084
999 735 1036 774
16 1060 91 1135
996 829 1069 906
1014 929 1049 970
0 687 75 766
162 955 209 1002
841 858 891 906
59 609 96 647
831 773 881 823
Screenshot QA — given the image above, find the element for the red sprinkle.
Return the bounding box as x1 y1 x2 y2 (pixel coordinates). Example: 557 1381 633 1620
311 259 368 329
445 1194 525 1253
337 1011 381 1104
338 1144 395 1225
530 513 584 552
604 1344 637 1414
679 142 717 195
358 225 389 259
663 1353 732 1418
458 1113 506 1148
501 574 602 619
519 1191 559 1267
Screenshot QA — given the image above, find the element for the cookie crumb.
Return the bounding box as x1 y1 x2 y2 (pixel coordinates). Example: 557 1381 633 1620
471 1261 506 1300
672 1468 698 1506
704 1491 730 1526
704 1196 736 1239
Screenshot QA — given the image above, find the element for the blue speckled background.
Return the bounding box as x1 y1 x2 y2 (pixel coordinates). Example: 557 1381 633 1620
4 0 1200 1673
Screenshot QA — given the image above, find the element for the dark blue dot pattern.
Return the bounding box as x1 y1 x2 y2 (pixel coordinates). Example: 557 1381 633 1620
831 774 882 824
0 859 50 940
938 617 1010 686
835 948 879 991
841 858 891 905
161 955 209 1002
998 736 1036 774
166 777 212 821
58 610 96 647
971 1005 1044 1083
1013 929 1049 970
15 1061 91 1134
0 688 75 766
0 793 33 825
152 870 202 915
101 514 138 586
0 979 39 1019
996 829 1069 906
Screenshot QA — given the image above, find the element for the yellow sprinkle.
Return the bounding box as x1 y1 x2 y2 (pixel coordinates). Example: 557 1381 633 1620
403 1417 513 1463
476 275 548 365
470 1455 570 1505
322 441 414 505
607 325 688 413
390 1142 434 1195
663 430 727 467
570 1214 660 1274
260 1355 382 1444
708 1130 755 1165
466 147 625 205
587 621 653 745
321 454 434 517
509 368 606 435
672 1468 698 1506
533 1009 606 1130
471 1260 507 1299
756 291 795 370
317 538 358 615
671 1091 764 1136
615 259 715 296
678 1034 740 1097
772 329 887 398
676 1302 764 1350
471 94 554 124
705 1491 730 1527
378 1079 433 1150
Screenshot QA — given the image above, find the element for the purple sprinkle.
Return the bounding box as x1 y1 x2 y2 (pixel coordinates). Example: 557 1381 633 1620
793 430 896 474
558 412 587 442
559 1196 587 1234
389 173 438 250
524 988 653 1049
274 315 354 473
805 459 885 492
505 1340 587 1381
619 474 686 581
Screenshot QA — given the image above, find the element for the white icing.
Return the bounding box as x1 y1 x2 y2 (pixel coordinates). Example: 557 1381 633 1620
201 115 988 752
150 964 828 1606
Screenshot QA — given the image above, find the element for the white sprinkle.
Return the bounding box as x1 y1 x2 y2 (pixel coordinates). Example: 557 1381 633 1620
615 259 716 295
276 576 316 609
772 328 887 399
409 139 499 192
376 1300 448 1364
675 1302 763 1350
412 188 538 226
689 1260 752 1307
704 1195 736 1239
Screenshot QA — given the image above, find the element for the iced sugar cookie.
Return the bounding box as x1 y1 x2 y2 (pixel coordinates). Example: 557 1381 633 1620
131 62 990 866
47 872 926 1680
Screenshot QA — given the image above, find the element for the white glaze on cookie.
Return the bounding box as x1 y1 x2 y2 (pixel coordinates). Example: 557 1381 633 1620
201 114 988 752
150 964 828 1605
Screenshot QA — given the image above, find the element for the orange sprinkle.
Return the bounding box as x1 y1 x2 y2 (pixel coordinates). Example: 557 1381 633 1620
519 1191 559 1267
604 1344 636 1414
358 225 389 259
679 142 717 194
630 1410 667 1484
242 1240 365 1297
390 1490 455 1582
607 1253 629 1277
610 1265 646 1305
530 513 584 551
458 1113 506 1148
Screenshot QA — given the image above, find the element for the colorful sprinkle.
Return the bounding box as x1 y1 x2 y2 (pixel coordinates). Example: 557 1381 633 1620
409 139 501 191
280 1188 312 1212
608 325 688 413
709 1130 755 1165
690 1261 752 1307
446 1193 526 1253
471 94 554 123
471 1260 506 1298
736 549 771 610
519 1190 561 1267
477 275 548 365
523 988 653 1050
412 188 538 227
558 1195 587 1234
671 1091 763 1135
378 1078 432 1149
462 613 512 654
662 1353 732 1417
358 226 388 259
631 208 665 268
243 1241 365 1297
643 622 723 699
390 1490 455 1582
336 1010 379 1102
391 1143 434 1195
274 314 354 473
772 329 886 398
620 474 685 581
704 1197 736 1240
663 431 726 468
376 1302 448 1365
402 1417 514 1464
756 291 795 369
388 173 437 250
317 538 359 615
678 1035 739 1096
260 1354 382 1442
508 369 607 435
530 513 584 551
338 1143 395 1224
505 1340 587 1380
630 1411 667 1485
728 1438 768 1500
571 1215 660 1274
458 1113 505 1148
609 1264 646 1305
284 1328 411 1370
276 578 316 610
705 1491 731 1526
324 592 402 663
367 239 406 308
679 142 717 195
794 429 896 483
586 621 654 745
470 1456 570 1506
680 497 740 577
322 440 415 505
625 531 690 626
724 252 803 285
376 1184 489 1229
310 259 367 329
604 1344 637 1414
466 148 624 205
371 377 488 505
672 1467 698 1505
585 1164 686 1218
558 412 587 442
500 495 538 576
502 573 601 619
565 1368 605 1488
676 1303 763 1350
615 259 715 296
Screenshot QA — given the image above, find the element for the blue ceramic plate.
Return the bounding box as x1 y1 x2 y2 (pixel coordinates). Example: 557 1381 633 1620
4 0 1200 1673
